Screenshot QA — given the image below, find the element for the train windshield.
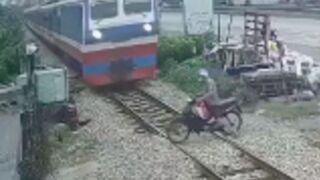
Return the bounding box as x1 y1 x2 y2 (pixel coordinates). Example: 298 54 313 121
91 0 117 20
124 0 151 14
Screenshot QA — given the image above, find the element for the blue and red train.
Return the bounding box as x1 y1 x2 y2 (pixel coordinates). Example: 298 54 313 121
24 0 158 86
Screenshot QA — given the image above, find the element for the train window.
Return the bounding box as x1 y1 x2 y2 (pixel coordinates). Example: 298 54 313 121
124 0 151 14
91 0 117 20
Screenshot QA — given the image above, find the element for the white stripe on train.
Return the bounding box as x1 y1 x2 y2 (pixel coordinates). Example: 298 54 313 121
28 22 157 54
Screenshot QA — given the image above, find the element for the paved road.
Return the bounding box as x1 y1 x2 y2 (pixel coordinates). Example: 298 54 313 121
0 111 21 180
162 3 320 19
160 12 320 61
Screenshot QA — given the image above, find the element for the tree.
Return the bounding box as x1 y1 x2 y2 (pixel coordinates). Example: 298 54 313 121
0 5 24 83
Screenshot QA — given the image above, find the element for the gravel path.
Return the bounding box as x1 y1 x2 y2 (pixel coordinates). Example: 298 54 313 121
141 80 320 180
50 88 203 180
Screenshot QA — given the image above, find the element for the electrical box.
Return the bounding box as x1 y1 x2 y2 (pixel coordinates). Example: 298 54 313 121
16 68 69 104
16 73 27 88
35 68 68 104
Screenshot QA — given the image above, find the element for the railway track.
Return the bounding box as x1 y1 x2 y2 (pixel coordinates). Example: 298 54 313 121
109 88 295 180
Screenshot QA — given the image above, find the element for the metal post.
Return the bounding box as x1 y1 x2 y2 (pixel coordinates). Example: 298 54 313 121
25 42 39 109
265 15 271 62
217 13 221 43
20 43 39 180
25 53 36 112
226 14 233 43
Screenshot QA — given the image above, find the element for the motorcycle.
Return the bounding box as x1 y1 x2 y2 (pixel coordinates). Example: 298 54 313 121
166 96 243 144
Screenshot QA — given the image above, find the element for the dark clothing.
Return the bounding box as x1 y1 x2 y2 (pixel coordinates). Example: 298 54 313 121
202 77 220 106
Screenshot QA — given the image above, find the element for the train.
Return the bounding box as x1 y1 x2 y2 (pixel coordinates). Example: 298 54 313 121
24 0 158 86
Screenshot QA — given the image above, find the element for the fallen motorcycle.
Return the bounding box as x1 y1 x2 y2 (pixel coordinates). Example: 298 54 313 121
166 96 243 143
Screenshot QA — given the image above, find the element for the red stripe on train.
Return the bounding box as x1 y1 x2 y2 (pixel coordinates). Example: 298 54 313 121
82 43 157 64
83 66 157 86
131 65 157 79
53 38 157 65
83 75 112 86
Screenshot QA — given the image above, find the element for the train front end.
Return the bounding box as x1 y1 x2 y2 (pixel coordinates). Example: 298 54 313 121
83 0 158 86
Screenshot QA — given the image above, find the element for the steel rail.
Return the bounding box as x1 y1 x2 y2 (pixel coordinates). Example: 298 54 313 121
213 133 296 180
109 88 295 180
109 89 224 180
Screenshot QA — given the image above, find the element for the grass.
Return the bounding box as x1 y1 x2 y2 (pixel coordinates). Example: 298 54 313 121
49 128 97 170
260 100 320 120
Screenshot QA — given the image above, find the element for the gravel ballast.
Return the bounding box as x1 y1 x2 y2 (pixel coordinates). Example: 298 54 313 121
31 26 320 179
235 114 320 180
181 134 267 179
142 80 320 180
50 88 203 180
31 30 204 180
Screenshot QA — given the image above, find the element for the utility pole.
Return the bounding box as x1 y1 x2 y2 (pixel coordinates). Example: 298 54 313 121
217 13 221 44
20 42 40 180
25 43 38 111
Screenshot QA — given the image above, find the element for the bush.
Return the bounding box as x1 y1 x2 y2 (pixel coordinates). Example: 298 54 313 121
162 58 207 95
0 5 24 84
157 36 205 69
158 58 179 76
0 62 8 83
192 36 205 55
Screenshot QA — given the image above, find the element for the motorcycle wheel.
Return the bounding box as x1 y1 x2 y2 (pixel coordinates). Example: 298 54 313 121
224 111 243 137
166 119 190 144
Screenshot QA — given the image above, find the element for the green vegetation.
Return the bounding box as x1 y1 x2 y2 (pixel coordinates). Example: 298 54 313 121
157 36 258 104
158 37 258 104
161 57 207 95
49 127 97 169
0 5 24 83
157 36 204 69
161 58 258 104
260 101 320 120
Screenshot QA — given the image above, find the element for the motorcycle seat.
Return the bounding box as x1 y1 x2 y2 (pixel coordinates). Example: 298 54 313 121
213 97 237 107
207 97 238 117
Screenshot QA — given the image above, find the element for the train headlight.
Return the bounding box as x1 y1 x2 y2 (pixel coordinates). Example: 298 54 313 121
92 29 102 39
143 23 152 32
